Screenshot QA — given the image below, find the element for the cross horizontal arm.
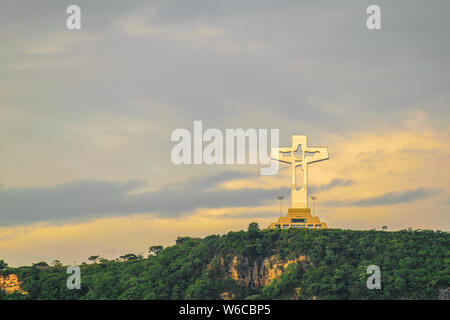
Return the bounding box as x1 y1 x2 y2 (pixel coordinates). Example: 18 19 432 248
305 147 329 164
270 147 295 164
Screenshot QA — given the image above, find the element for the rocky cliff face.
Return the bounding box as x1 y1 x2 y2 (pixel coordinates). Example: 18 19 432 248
0 274 28 295
221 255 306 288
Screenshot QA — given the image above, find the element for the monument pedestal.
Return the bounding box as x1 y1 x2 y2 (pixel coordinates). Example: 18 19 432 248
267 208 327 230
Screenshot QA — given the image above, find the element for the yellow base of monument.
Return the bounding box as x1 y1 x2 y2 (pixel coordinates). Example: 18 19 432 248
267 208 328 230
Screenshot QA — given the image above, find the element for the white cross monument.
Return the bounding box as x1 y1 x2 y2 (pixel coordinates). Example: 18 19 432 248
271 135 329 208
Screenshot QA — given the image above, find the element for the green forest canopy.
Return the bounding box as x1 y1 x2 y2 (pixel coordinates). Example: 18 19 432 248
1 225 449 300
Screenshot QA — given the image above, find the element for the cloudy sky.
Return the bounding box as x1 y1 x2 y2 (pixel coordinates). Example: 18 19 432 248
1 0 449 266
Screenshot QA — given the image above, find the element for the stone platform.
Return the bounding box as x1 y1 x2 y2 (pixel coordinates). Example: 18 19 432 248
267 208 327 230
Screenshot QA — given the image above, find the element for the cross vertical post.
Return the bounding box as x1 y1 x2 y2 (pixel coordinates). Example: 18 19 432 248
271 135 329 209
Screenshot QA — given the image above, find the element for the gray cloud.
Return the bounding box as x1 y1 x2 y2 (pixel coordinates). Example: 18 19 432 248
310 179 353 194
2 1 449 179
0 171 287 226
0 171 359 226
324 188 440 207
3 0 449 135
183 170 255 190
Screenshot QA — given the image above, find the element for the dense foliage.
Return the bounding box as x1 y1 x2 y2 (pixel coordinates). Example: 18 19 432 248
1 226 449 300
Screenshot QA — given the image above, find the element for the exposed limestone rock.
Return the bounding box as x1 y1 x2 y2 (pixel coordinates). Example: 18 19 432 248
220 291 234 300
224 255 306 288
0 274 28 295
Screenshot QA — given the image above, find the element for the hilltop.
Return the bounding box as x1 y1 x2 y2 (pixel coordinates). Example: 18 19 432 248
1 225 449 300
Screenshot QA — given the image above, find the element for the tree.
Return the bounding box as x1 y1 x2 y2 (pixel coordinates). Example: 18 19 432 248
382 226 388 231
88 255 100 263
0 260 8 270
119 253 139 261
248 222 260 232
148 245 163 256
32 261 49 267
51 260 62 267
176 237 194 245
247 222 261 239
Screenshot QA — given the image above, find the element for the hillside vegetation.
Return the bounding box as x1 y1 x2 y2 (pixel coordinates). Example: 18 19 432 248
1 224 449 300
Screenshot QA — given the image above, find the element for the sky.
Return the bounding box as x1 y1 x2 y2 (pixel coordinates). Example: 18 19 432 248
0 0 449 266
